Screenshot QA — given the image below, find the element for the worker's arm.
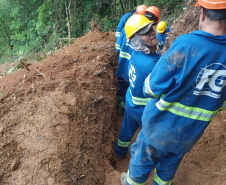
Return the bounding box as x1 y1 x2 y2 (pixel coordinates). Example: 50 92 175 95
115 41 121 56
115 28 127 56
116 12 133 40
143 38 185 98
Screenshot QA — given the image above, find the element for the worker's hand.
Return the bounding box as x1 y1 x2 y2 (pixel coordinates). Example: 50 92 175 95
165 37 170 49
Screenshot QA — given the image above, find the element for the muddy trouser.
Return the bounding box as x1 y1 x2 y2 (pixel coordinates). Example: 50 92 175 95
117 77 129 108
115 103 144 158
125 130 184 185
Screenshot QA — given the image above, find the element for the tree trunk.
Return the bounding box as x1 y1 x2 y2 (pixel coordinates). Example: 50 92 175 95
2 21 13 51
114 0 116 16
54 0 58 33
133 0 136 9
65 0 71 44
119 0 125 15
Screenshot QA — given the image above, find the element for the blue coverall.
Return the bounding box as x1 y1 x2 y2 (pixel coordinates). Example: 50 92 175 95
157 26 171 54
115 11 135 108
115 28 134 107
125 31 226 184
115 50 160 158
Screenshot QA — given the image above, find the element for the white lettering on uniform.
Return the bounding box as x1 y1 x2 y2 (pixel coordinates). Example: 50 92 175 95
196 69 226 92
129 64 136 88
194 63 226 99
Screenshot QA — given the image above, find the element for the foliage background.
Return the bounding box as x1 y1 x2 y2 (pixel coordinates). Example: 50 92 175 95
0 0 185 64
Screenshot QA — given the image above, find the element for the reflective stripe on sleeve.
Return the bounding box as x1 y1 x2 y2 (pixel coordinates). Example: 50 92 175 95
119 101 126 109
117 139 130 147
126 170 147 185
115 43 120 51
120 50 131 60
154 169 173 185
156 98 219 122
158 42 164 46
144 74 159 98
130 90 150 106
125 42 134 49
116 32 120 38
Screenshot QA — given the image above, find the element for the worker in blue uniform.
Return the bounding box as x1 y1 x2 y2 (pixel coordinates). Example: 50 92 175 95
156 21 171 54
115 5 148 115
116 5 147 40
121 0 226 184
115 6 161 115
115 28 134 114
115 14 160 158
115 5 147 115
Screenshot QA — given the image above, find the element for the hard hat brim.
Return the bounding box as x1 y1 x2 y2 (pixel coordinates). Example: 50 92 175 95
195 0 226 9
137 22 155 35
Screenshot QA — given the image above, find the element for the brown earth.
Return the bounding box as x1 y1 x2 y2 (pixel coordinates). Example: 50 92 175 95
0 2 226 185
170 0 200 42
0 30 120 185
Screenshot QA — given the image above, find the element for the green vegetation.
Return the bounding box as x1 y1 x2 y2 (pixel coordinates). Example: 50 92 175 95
0 0 185 64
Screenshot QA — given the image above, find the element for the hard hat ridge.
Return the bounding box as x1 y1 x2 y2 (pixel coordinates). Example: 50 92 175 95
195 0 226 9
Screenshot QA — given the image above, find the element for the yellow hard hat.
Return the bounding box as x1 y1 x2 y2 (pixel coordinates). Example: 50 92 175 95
125 14 153 39
157 21 167 33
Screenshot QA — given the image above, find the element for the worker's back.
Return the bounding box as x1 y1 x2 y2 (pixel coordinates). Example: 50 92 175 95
142 30 226 154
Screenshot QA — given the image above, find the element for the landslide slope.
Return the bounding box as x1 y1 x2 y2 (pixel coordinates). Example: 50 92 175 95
0 30 120 185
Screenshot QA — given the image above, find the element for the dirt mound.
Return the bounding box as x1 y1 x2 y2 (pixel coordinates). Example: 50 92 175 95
0 30 120 185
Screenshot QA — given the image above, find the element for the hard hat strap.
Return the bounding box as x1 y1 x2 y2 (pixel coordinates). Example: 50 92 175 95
145 13 158 22
135 34 151 48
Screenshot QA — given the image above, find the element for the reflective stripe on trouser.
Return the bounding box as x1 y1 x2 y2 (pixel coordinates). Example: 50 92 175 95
126 130 184 185
115 104 143 158
156 98 219 122
153 169 173 185
117 139 130 147
130 90 150 106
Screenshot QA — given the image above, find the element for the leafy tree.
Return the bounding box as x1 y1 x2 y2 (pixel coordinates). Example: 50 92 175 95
0 0 185 64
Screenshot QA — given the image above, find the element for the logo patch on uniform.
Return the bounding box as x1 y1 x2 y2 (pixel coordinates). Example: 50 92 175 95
129 63 136 88
193 63 226 99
